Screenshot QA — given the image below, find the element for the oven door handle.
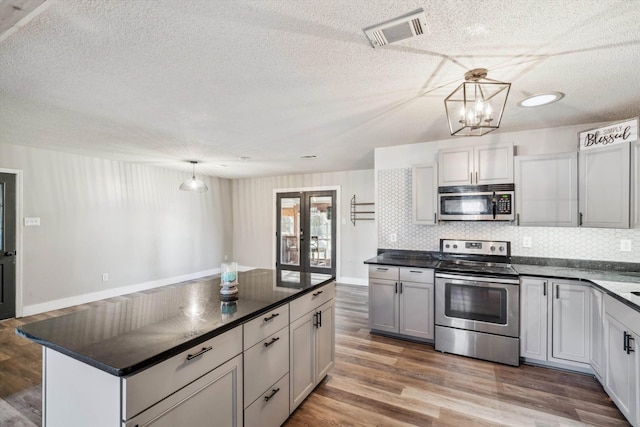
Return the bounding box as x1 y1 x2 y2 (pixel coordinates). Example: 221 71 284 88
435 273 519 285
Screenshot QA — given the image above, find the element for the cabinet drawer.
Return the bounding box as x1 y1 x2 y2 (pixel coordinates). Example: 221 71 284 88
290 282 335 321
244 304 289 350
122 326 242 421
605 294 640 335
244 373 290 427
368 265 399 281
244 327 289 407
400 268 433 284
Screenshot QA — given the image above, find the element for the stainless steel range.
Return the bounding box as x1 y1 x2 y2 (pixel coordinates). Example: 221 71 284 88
435 239 520 366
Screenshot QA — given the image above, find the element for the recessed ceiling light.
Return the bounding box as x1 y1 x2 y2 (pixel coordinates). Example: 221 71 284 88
300 155 317 159
518 92 565 107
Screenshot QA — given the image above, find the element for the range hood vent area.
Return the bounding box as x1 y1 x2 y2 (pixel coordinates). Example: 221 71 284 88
363 9 427 48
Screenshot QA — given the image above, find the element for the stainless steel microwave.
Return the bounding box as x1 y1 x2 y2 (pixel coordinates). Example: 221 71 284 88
438 184 515 221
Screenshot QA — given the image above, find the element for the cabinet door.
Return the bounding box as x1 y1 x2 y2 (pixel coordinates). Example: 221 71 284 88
605 314 637 422
369 277 399 333
412 163 438 225
315 300 335 383
633 140 640 228
515 152 578 227
589 287 604 381
125 355 243 427
520 277 548 361
551 282 590 363
438 146 473 186
475 143 514 185
579 142 631 228
290 310 316 411
399 281 434 340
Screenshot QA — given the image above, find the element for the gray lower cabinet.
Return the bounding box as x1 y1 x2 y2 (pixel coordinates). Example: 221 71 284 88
579 142 631 228
369 266 434 341
520 277 590 367
289 283 335 411
589 287 605 381
604 295 640 427
514 152 578 227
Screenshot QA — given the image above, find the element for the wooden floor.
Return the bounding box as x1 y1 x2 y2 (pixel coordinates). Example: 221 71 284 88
0 283 630 426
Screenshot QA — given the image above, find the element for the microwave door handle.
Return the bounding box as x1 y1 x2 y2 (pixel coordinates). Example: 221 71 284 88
492 192 497 219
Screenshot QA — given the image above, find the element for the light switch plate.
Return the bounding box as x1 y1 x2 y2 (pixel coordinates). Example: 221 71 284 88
24 217 40 226
523 236 532 248
389 233 397 243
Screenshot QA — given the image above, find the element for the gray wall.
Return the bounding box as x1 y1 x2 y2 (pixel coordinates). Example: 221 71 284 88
232 170 376 284
1 143 233 310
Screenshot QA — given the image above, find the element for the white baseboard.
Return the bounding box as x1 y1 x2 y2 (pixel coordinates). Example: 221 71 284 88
21 268 220 317
337 276 368 286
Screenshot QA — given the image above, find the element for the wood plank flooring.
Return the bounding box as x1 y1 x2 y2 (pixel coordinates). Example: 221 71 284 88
0 283 630 426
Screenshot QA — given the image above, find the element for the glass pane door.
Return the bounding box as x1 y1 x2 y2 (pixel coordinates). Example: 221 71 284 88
276 190 336 276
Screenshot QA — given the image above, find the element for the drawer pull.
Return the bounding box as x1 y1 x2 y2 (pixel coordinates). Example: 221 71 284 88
376 267 389 271
264 387 280 402
186 346 213 361
264 312 280 322
264 336 280 348
312 290 324 297
409 270 422 273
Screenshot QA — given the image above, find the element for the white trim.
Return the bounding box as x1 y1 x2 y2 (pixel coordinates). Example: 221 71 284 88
21 268 219 317
337 276 368 286
0 167 24 317
0 0 54 44
272 186 341 279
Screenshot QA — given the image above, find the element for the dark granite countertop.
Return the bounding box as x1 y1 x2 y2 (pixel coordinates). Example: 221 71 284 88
16 269 333 377
364 250 640 313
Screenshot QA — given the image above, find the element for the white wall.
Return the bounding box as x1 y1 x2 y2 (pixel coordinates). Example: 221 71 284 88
375 122 640 263
232 170 376 285
0 143 233 314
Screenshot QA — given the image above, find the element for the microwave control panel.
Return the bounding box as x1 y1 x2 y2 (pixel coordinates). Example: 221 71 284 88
496 194 512 214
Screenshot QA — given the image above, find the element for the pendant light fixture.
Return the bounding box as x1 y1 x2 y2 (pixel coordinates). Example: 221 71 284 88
444 68 511 137
179 161 208 193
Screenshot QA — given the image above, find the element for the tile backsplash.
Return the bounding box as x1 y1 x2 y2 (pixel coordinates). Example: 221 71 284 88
378 168 640 262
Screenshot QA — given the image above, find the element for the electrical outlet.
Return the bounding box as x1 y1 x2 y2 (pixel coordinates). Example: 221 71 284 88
523 236 532 248
389 233 397 243
24 217 41 226
620 239 632 252
102 273 109 282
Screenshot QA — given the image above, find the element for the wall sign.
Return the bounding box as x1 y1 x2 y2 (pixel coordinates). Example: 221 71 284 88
579 117 638 151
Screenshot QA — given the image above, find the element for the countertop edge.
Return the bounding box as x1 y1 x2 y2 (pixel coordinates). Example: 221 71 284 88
16 276 335 377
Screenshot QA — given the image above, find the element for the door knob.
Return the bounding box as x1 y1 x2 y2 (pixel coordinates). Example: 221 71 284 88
4 251 15 257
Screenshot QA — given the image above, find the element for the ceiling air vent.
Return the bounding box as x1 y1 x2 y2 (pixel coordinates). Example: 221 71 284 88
363 9 427 48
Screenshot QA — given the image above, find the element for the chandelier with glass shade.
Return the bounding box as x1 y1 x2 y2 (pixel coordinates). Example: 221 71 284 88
179 161 208 193
444 68 511 137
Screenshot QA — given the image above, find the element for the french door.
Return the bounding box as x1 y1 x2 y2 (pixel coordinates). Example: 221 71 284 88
0 173 17 320
276 191 336 276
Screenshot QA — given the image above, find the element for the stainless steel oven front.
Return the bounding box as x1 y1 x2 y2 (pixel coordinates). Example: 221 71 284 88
435 273 520 366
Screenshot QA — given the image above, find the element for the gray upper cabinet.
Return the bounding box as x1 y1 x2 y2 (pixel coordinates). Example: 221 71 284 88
438 142 514 187
579 142 631 228
515 152 578 227
412 163 438 225
633 140 640 228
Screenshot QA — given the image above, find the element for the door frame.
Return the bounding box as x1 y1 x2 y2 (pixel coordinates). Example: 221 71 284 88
273 186 340 279
0 168 23 318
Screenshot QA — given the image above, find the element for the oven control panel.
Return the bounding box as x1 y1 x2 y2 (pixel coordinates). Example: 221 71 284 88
440 239 510 256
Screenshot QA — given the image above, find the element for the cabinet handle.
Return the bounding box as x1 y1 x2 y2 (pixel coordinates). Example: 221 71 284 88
186 346 213 361
475 171 478 184
624 332 629 352
409 270 422 274
395 282 398 294
318 310 322 328
627 335 635 355
312 290 324 297
264 336 280 348
400 282 403 294
264 312 280 322
264 388 280 402
470 172 473 184
543 281 547 296
579 212 583 226
376 267 388 271
555 284 559 299
516 213 520 226
313 312 319 328
434 212 437 223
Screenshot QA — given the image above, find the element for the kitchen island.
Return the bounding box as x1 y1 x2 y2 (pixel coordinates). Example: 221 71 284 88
16 268 335 427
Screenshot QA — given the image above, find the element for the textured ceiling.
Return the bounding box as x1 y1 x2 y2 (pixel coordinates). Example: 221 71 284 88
1 0 639 178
